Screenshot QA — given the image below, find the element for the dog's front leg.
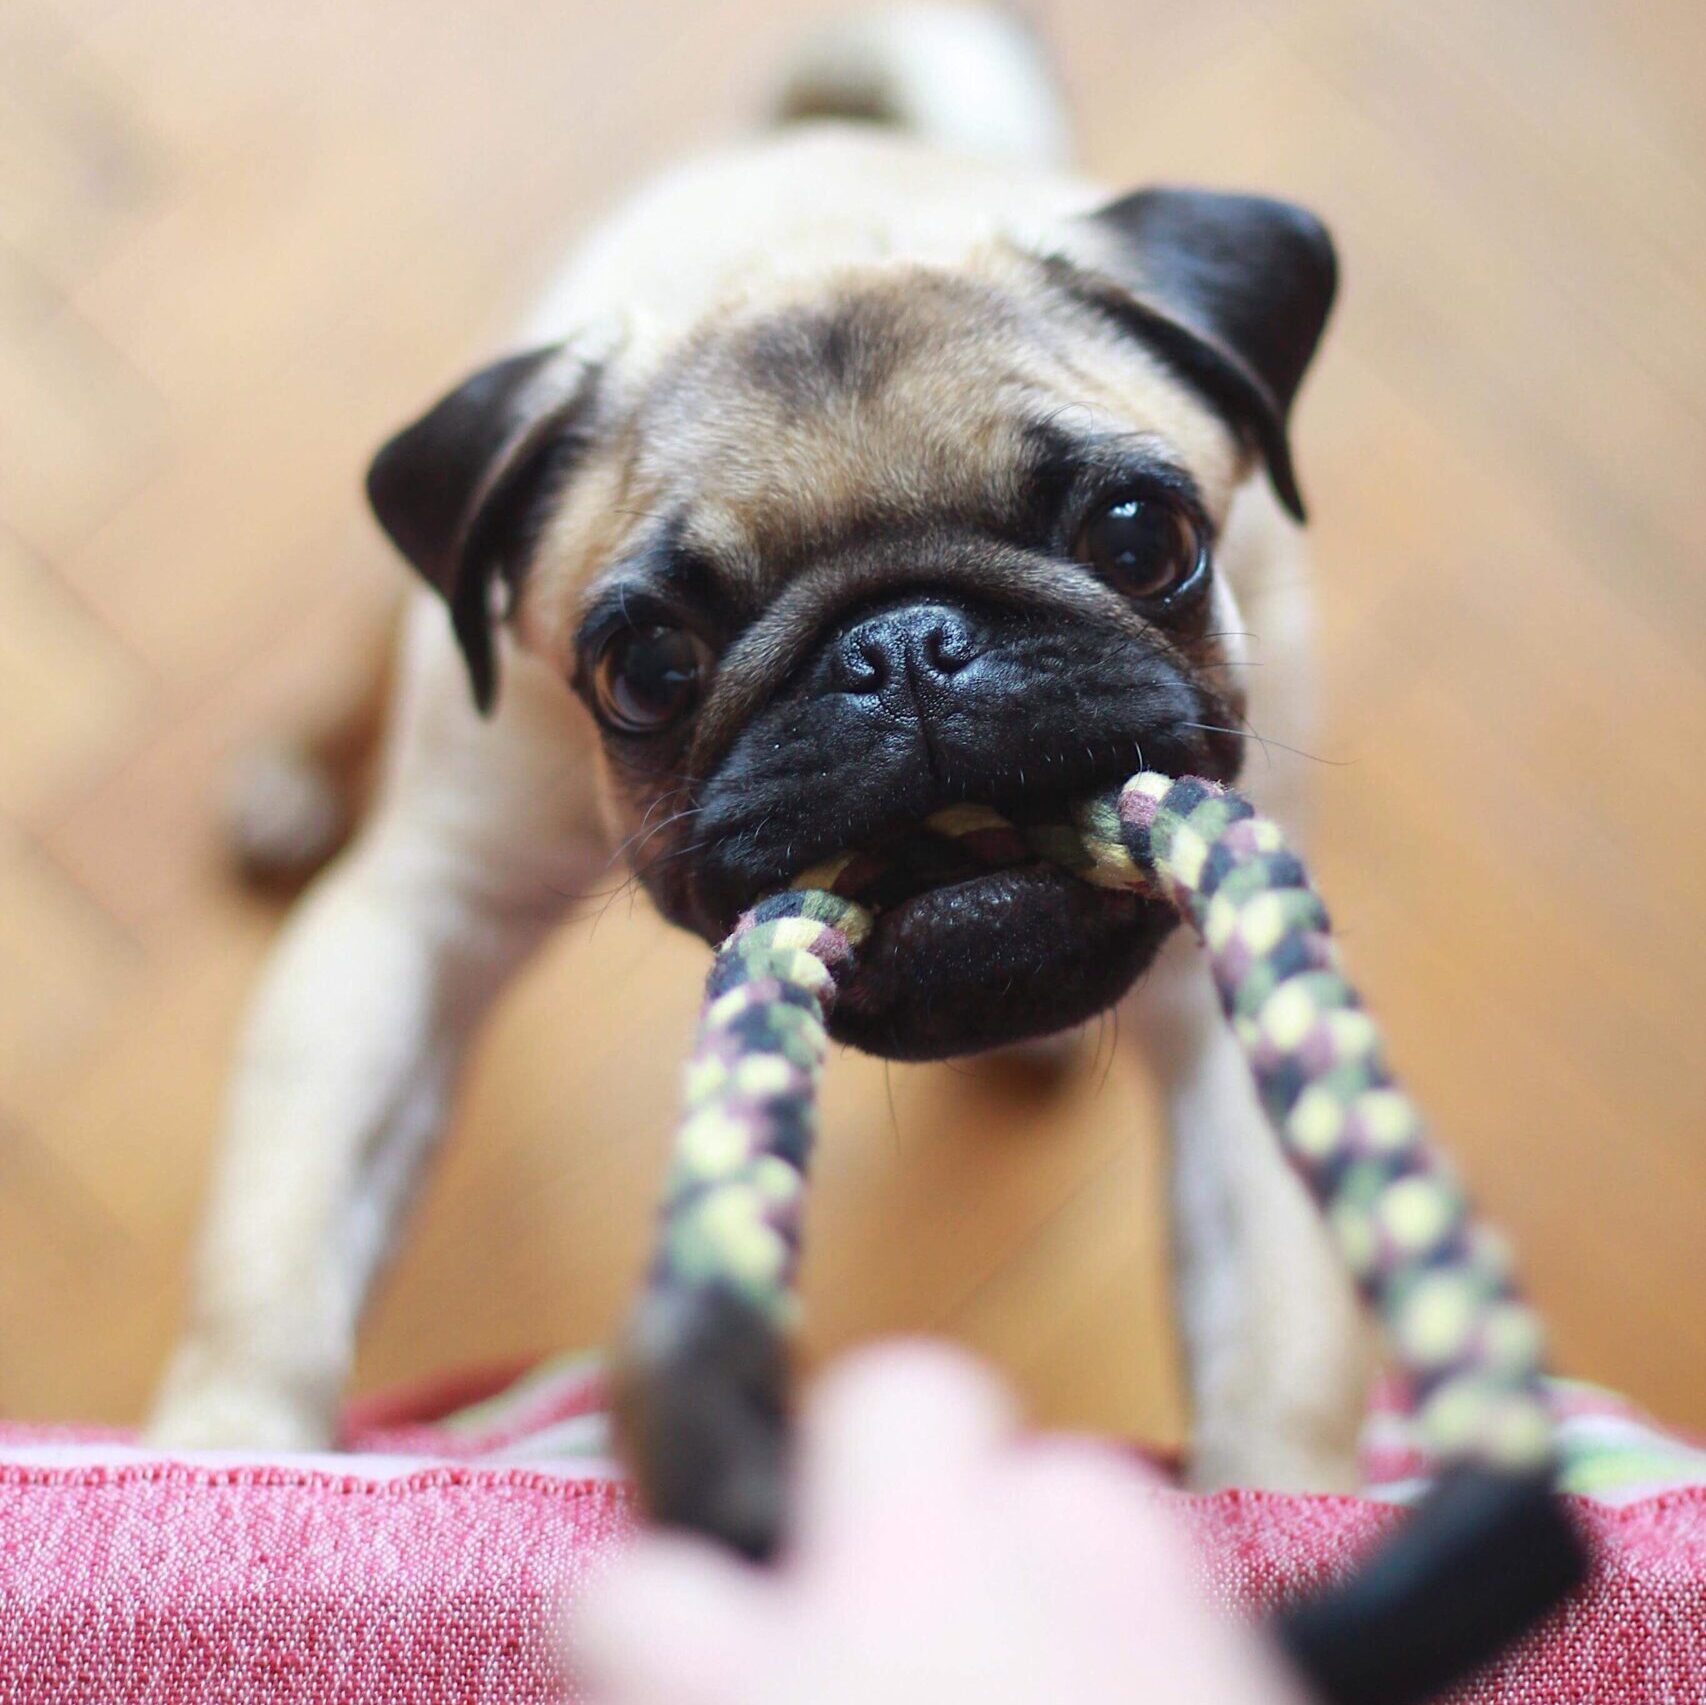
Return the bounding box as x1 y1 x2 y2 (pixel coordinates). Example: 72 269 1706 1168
1126 930 1374 1492
149 606 608 1449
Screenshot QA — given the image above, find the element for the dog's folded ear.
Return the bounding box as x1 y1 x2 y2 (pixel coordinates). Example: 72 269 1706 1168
366 344 601 711
1071 187 1337 520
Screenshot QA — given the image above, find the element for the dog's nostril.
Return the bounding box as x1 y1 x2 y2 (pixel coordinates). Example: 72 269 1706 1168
836 634 890 693
830 603 981 696
857 635 891 683
922 624 973 676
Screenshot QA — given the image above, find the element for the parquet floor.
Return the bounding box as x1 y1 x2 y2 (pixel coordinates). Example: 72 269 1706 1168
2 0 1702 1446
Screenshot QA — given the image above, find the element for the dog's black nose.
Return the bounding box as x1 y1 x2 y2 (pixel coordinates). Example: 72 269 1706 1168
830 603 980 696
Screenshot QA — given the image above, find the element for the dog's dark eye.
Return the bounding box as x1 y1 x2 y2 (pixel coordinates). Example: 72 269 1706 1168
1073 496 1205 602
592 624 711 735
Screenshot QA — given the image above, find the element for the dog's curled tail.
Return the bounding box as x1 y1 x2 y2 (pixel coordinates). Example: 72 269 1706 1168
768 5 1071 168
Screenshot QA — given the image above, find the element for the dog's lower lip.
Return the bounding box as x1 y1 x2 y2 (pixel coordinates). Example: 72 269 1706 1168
826 860 1166 1060
863 858 1084 926
864 861 1146 961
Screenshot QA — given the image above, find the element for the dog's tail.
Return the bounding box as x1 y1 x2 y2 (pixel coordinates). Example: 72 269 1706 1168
767 5 1071 168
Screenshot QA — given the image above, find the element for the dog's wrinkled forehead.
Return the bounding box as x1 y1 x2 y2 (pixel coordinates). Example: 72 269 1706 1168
370 187 1333 711
613 267 1237 597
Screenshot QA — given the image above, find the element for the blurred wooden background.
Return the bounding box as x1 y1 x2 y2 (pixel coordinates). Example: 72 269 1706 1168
2 0 1702 1446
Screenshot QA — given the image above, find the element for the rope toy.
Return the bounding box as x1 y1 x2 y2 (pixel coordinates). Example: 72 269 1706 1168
617 773 1584 1705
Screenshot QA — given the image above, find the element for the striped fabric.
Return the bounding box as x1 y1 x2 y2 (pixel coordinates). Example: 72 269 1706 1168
331 1355 1706 1510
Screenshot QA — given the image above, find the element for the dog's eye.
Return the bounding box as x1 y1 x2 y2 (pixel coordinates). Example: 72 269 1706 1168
1073 496 1205 602
592 624 711 734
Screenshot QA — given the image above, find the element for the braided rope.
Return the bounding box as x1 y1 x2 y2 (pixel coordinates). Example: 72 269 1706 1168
637 770 1553 1481
653 887 870 1327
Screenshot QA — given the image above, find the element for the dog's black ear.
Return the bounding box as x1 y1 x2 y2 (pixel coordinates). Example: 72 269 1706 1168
366 345 598 712
1077 187 1337 520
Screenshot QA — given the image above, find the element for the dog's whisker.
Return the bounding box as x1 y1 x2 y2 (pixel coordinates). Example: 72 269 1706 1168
1097 1003 1122 1095
632 807 703 858
610 795 705 869
1178 721 1347 768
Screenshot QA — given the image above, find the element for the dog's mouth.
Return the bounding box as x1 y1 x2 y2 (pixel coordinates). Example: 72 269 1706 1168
674 706 1241 1062
807 802 1164 1060
692 781 1173 1061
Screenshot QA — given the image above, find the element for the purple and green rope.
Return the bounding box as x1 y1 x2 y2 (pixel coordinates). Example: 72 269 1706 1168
640 771 1552 1476
618 771 1582 1703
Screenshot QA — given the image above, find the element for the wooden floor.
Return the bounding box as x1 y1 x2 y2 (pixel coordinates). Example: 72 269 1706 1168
3 0 1703 1447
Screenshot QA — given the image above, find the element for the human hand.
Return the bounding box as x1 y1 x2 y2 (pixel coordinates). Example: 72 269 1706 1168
571 1342 1301 1705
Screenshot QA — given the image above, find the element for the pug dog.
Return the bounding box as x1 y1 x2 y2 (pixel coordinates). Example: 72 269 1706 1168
150 4 1370 1492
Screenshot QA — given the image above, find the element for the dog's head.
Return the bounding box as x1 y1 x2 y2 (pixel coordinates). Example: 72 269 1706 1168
366 186 1334 1059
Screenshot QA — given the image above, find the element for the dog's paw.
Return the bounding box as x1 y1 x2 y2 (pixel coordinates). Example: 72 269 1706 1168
146 1362 335 1454
614 1285 793 1560
221 742 351 890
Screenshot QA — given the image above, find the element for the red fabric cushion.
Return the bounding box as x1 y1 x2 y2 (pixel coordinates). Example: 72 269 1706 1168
3 1367 1702 1703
